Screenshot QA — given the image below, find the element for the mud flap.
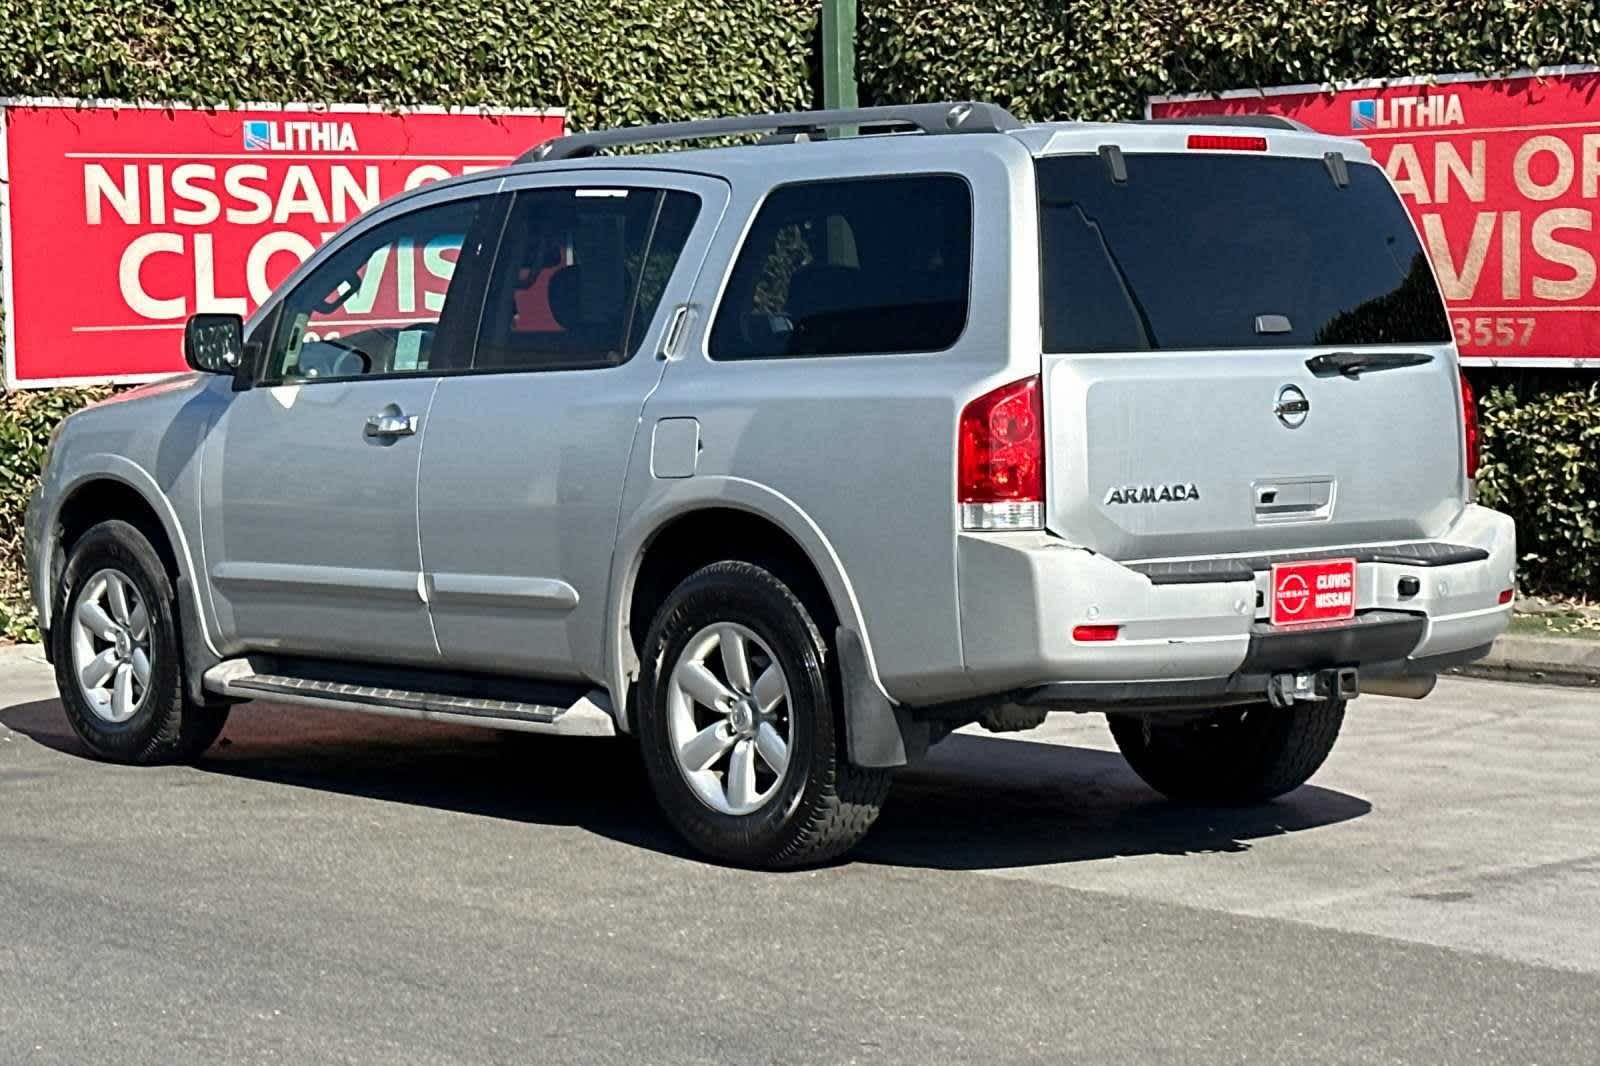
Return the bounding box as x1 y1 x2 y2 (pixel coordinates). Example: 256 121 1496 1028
175 575 228 708
836 626 928 768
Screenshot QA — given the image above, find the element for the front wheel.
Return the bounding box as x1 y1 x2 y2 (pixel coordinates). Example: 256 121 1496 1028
636 561 889 868
52 520 229 764
1108 699 1346 804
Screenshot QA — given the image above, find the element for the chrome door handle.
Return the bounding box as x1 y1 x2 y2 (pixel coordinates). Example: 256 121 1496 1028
365 412 419 437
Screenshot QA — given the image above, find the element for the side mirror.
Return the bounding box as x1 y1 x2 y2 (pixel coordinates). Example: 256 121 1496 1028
183 313 245 375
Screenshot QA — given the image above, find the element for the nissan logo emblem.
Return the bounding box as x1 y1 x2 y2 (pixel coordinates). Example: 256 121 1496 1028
1275 384 1310 429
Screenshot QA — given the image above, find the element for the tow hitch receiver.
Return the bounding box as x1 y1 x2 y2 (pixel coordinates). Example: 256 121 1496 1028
1268 667 1359 708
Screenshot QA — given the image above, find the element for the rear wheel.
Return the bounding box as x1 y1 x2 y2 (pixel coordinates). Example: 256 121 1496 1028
636 561 890 867
1107 699 1345 804
52 520 229 764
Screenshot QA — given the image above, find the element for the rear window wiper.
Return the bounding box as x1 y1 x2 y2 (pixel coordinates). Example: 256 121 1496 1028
1305 350 1434 378
1067 203 1157 350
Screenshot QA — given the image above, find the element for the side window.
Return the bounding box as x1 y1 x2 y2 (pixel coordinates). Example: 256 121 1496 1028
264 196 485 382
474 187 700 372
709 175 972 360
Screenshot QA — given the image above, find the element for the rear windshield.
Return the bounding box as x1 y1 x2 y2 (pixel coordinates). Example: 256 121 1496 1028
1037 153 1450 352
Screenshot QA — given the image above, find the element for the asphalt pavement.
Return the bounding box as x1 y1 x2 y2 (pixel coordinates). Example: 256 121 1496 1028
2 643 1596 1065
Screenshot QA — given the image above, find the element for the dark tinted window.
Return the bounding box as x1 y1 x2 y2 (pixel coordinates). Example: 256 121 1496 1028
475 187 700 371
710 175 971 359
1037 154 1450 352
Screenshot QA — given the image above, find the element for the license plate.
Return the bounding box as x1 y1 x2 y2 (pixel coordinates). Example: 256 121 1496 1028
1270 558 1357 626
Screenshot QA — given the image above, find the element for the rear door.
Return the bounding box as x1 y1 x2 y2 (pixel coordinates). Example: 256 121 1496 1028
1034 145 1464 562
416 170 726 680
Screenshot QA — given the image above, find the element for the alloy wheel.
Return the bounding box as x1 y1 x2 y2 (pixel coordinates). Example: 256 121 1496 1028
666 622 794 815
70 568 152 724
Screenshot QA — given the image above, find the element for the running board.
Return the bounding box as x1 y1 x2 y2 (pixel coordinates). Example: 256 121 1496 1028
202 658 616 737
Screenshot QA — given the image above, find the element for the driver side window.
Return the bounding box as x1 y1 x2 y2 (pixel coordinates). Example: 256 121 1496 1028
264 196 485 382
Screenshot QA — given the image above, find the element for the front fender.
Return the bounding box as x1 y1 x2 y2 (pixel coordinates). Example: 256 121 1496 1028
36 456 220 664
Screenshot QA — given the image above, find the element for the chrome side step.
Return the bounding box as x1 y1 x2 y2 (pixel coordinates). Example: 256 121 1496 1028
203 659 616 737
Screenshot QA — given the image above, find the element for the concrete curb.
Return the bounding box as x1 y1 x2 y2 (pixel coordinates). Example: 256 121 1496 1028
1450 634 1600 688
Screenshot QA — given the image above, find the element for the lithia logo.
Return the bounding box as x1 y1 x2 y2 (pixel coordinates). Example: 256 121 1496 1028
243 119 360 151
1350 93 1464 131
1104 483 1201 505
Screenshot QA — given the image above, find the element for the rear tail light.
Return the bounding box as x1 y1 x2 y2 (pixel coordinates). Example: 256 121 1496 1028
1460 371 1480 480
959 375 1044 530
1186 134 1268 152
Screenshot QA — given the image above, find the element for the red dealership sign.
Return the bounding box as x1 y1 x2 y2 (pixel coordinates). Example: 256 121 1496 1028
1150 66 1600 368
0 100 564 387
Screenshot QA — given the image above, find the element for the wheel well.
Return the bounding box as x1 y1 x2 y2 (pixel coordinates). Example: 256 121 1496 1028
627 508 839 665
55 479 180 582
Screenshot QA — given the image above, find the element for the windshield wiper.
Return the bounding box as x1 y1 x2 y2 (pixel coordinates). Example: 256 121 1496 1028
1305 350 1434 379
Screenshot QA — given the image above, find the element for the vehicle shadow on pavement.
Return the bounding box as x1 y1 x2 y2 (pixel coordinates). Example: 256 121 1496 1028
1 697 1370 871
858 733 1371 870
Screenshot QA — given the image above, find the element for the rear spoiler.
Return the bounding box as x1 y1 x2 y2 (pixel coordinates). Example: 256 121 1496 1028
1137 114 1314 133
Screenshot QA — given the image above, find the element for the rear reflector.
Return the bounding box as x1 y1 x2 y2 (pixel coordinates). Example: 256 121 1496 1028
1498 589 1515 605
959 376 1044 530
1187 134 1268 152
1460 371 1481 480
1072 625 1121 642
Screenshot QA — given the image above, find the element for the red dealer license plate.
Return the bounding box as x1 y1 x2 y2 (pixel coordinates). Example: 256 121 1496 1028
1270 558 1357 626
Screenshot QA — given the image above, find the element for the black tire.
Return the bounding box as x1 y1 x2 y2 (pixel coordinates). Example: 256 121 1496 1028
51 520 229 764
1107 699 1345 804
636 561 890 868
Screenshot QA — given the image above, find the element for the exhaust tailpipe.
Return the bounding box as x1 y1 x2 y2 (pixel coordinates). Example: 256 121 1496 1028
1362 674 1437 700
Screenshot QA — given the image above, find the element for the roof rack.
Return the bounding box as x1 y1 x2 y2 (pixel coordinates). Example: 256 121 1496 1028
517 101 1021 163
1139 114 1314 133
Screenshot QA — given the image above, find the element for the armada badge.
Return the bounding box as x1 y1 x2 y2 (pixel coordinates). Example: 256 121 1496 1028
1104 483 1201 505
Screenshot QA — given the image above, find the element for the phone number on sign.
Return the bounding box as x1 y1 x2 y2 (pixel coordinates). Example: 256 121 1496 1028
1452 315 1535 349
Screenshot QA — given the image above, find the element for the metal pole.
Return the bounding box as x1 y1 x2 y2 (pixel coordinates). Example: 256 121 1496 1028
821 0 858 111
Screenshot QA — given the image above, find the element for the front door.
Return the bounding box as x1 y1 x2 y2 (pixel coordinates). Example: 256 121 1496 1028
417 171 727 680
201 186 500 663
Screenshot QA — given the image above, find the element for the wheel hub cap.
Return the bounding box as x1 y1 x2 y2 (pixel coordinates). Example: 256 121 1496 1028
665 622 794 816
70 568 151 725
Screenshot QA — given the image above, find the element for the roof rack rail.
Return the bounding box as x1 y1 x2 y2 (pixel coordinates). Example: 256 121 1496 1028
517 101 1021 163
1139 114 1314 133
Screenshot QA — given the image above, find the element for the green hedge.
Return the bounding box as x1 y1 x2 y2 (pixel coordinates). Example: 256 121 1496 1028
1477 380 1600 599
857 0 1600 122
1 0 819 129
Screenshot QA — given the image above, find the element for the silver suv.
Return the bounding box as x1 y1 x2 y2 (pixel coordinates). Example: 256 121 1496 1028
25 103 1516 867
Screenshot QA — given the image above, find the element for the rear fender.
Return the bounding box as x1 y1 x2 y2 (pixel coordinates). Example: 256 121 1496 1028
608 477 913 766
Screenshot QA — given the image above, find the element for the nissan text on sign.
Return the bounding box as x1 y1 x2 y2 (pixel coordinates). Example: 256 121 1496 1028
1150 65 1600 368
0 100 564 388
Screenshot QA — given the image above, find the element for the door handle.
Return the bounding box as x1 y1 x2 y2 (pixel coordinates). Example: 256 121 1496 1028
658 304 696 361
365 411 419 437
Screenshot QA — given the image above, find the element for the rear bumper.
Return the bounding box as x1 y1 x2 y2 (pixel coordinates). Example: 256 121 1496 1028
955 503 1515 702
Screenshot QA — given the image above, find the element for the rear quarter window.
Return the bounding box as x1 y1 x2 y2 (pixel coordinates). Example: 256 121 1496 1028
710 174 972 360
1037 153 1451 353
